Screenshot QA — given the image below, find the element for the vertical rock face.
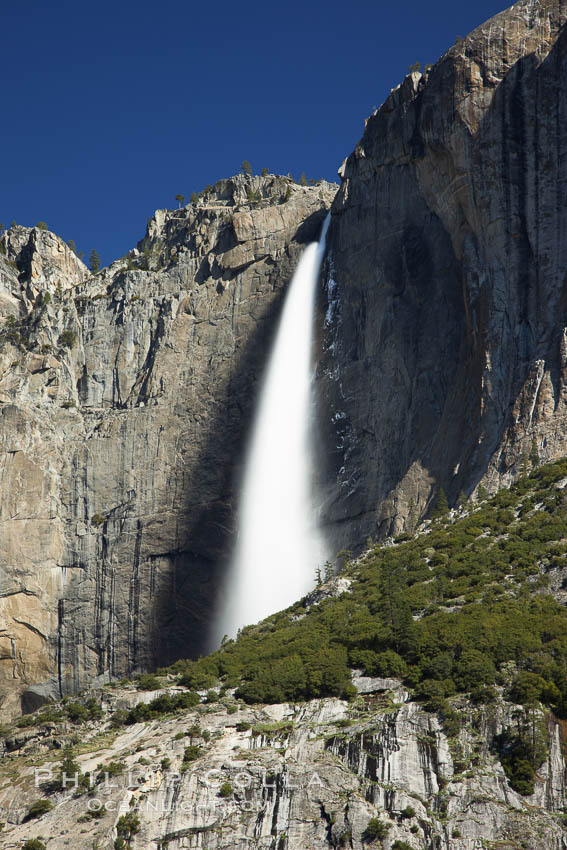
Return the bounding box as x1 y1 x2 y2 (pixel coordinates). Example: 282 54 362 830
2 687 566 849
318 0 567 546
0 176 336 716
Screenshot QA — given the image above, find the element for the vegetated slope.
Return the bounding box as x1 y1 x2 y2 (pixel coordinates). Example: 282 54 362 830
176 458 567 727
5 464 567 850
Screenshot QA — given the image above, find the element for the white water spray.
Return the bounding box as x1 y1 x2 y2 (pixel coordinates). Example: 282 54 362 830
213 214 330 645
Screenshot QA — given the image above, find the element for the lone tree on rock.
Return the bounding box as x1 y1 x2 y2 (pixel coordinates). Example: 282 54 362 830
89 249 100 273
432 487 449 518
190 192 198 203
175 194 185 208
241 160 252 176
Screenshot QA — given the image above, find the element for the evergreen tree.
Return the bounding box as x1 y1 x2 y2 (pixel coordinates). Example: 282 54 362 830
175 194 185 208
89 249 100 273
58 747 81 789
529 438 540 468
261 167 269 177
190 192 198 203
241 160 252 176
431 487 449 518
67 239 77 255
299 172 308 186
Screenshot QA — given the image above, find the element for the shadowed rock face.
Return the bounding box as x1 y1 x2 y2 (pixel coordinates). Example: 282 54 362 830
318 0 567 547
0 175 337 716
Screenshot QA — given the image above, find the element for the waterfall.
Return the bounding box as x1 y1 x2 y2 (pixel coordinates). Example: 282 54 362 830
212 213 331 646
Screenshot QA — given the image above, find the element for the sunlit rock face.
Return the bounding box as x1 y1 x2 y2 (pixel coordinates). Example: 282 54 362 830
318 0 567 548
0 176 337 716
1 684 566 849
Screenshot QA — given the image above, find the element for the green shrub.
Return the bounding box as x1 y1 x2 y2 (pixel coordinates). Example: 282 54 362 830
362 818 389 842
36 221 48 231
65 702 89 722
125 690 199 724
136 673 162 691
509 672 547 705
16 714 38 728
251 721 293 737
454 650 496 691
22 841 47 850
235 721 251 732
183 745 202 763
58 330 77 349
111 709 128 728
97 761 123 780
218 781 233 797
116 811 140 840
26 798 53 819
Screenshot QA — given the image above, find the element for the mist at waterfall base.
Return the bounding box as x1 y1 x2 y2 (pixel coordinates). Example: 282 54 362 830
212 216 331 648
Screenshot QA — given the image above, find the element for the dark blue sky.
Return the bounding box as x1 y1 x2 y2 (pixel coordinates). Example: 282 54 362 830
3 0 506 267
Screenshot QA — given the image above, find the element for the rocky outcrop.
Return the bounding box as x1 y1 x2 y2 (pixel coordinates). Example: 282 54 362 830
1 682 566 849
318 0 567 546
0 175 336 717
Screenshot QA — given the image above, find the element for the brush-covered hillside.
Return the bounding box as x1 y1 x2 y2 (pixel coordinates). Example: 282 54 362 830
177 458 567 724
4 460 567 849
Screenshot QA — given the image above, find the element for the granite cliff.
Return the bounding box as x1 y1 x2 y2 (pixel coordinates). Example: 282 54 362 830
318 0 567 548
2 8 567 846
0 176 336 717
2 679 566 850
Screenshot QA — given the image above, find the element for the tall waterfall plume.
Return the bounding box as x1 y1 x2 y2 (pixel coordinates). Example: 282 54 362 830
213 214 331 645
